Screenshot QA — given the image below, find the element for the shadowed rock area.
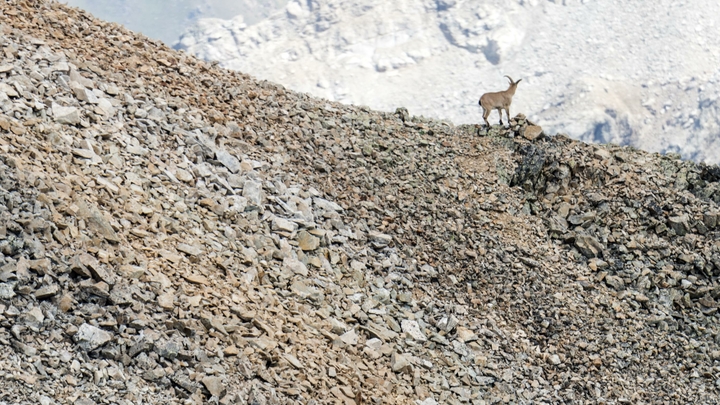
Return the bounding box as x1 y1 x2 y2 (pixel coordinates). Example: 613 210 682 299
0 2 720 404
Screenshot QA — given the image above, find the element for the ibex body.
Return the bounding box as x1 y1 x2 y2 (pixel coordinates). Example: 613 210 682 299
479 76 522 127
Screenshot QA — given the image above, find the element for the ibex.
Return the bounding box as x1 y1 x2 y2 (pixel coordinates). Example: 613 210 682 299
479 75 522 127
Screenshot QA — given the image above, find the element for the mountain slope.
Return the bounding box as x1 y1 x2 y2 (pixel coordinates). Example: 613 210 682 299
177 0 720 164
1 2 720 404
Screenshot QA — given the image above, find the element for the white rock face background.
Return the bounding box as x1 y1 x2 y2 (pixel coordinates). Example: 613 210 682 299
176 0 720 164
61 0 287 45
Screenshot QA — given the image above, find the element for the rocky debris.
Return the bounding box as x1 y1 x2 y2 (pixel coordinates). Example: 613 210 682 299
177 0 720 165
0 2 718 405
74 323 113 351
522 124 544 141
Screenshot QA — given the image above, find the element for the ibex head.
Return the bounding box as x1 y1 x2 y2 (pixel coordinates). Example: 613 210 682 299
504 75 522 86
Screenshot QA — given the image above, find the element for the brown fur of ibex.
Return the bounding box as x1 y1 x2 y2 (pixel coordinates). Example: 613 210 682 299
479 75 522 127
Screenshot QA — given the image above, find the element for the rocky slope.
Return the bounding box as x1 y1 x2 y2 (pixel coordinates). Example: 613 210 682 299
1 1 720 405
176 0 720 165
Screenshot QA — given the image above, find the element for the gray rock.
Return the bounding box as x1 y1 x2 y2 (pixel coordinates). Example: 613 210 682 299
368 231 392 248
283 256 308 276
242 180 263 210
0 282 16 299
154 340 181 360
703 212 717 229
21 306 45 330
146 107 166 122
522 125 544 141
143 367 167 381
53 104 80 125
290 280 324 303
313 197 343 212
271 217 298 233
575 234 603 258
202 375 226 398
75 323 113 351
216 149 241 173
339 328 358 345
297 230 320 251
364 322 399 342
401 319 427 342
177 243 203 256
391 352 413 373
668 214 690 236
75 200 120 243
248 386 267 405
510 144 546 188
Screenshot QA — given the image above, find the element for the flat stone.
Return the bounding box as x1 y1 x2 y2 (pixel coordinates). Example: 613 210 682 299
223 345 239 356
368 231 392 248
53 104 80 125
364 322 399 342
177 243 203 256
391 352 413 373
594 147 612 160
290 280 324 303
146 107 166 122
52 61 69 72
118 265 145 278
29 258 51 274
175 168 194 183
0 282 16 299
71 148 96 159
313 197 343 212
339 328 358 345
157 292 175 309
154 340 181 360
75 200 120 243
22 306 45 330
703 212 717 229
284 353 303 369
202 376 227 398
184 274 209 285
401 319 427 342
456 326 478 342
523 125 544 140
283 256 309 276
397 292 413 303
668 214 689 236
297 230 320 251
74 323 113 351
34 284 59 299
143 368 167 381
216 149 241 173
242 180 263 210
575 234 603 258
96 98 114 115
272 217 298 233
231 306 256 321
78 253 114 284
0 83 18 97
329 317 348 334
248 336 278 352
127 144 148 156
